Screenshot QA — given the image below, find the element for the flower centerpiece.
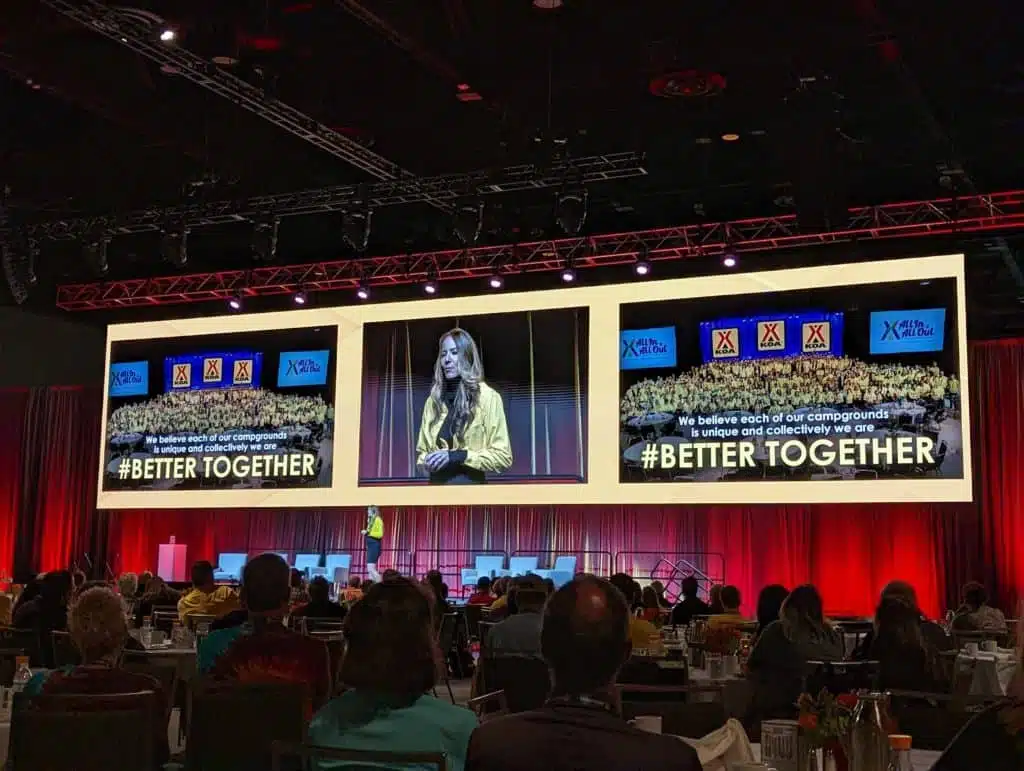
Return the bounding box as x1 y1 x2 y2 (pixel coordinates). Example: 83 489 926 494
798 690 858 771
703 625 742 655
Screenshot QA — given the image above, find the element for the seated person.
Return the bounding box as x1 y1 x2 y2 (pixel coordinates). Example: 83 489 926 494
952 582 1008 634
177 560 239 624
853 580 952 658
24 587 169 766
609 574 659 651
309 578 478 771
291 576 347 621
14 570 73 667
466 576 700 771
707 585 745 628
467 577 495 606
342 576 363 604
200 553 331 718
133 576 182 628
670 575 711 627
486 575 548 658
869 597 948 692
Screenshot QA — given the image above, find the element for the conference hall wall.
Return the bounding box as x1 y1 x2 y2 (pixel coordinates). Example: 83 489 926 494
97 253 971 509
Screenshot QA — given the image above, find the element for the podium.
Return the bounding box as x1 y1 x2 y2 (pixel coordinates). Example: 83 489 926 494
157 542 188 583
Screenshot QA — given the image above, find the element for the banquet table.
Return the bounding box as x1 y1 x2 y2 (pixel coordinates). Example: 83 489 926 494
958 650 1018 696
752 743 940 770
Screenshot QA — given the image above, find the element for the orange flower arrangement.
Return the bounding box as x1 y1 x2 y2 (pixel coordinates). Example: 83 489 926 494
703 625 742 655
797 690 857 749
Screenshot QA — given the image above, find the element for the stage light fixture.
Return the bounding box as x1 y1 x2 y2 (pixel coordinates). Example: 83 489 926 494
159 225 189 267
423 278 438 295
356 281 370 300
84 237 110 276
342 188 373 252
722 252 738 268
228 294 243 311
555 188 589 235
634 245 651 276
159 29 176 42
251 218 280 262
453 198 485 245
488 273 504 289
560 263 577 283
293 290 307 305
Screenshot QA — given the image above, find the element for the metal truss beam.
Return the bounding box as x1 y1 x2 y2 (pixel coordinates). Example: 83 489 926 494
56 190 1024 311
17 152 645 240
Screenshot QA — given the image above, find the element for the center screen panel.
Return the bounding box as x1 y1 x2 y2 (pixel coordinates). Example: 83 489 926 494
619 277 963 485
358 307 589 487
103 325 337 492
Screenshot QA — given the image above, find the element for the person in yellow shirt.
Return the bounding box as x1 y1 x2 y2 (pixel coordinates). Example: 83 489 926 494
361 505 384 582
609 574 662 652
177 560 239 624
416 328 512 485
707 585 746 629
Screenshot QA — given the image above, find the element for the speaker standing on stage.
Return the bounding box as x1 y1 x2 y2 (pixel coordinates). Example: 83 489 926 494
416 328 513 485
361 505 384 582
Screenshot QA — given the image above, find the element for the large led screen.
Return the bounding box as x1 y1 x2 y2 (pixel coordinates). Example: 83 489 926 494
620 274 965 488
103 326 337 494
358 308 588 487
97 253 970 508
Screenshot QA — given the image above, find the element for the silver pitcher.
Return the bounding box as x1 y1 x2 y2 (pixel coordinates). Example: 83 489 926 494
849 692 890 771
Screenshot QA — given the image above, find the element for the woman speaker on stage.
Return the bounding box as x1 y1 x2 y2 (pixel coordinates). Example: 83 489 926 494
416 328 513 485
361 505 384 581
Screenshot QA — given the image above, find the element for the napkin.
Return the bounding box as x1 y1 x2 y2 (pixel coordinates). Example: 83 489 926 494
678 718 755 771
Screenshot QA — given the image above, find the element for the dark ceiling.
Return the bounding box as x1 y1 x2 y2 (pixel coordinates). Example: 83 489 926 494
0 0 1022 333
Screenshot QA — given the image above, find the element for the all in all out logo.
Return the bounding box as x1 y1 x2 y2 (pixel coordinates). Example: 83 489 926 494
802 321 831 353
232 359 253 385
712 327 739 358
203 357 223 383
172 363 192 388
111 367 144 389
286 357 322 376
757 320 786 351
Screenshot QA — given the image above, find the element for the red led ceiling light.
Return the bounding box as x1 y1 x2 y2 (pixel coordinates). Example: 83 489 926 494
54 190 1024 311
649 69 727 98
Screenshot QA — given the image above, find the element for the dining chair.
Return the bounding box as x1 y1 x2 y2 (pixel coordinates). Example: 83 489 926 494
272 741 448 771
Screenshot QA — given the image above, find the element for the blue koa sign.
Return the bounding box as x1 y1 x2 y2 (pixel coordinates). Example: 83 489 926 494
164 351 263 392
109 361 149 397
699 311 844 364
620 327 677 370
869 308 946 354
277 350 331 387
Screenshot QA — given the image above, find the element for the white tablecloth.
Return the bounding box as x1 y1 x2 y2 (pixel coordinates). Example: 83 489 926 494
958 651 1018 696
752 743 939 770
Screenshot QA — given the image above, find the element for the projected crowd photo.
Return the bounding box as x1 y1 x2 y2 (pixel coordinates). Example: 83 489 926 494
103 326 337 491
358 307 589 486
619 277 964 483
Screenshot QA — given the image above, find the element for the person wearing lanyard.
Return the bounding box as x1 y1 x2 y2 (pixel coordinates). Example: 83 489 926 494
362 505 384 582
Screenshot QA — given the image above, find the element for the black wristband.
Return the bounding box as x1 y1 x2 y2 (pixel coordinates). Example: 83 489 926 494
449 449 468 464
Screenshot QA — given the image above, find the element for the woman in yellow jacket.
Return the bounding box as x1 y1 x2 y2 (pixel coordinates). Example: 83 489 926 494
361 505 384 582
416 328 512 484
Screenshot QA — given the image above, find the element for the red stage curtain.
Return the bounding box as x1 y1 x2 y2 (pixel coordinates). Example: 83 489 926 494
0 390 30 579
970 340 1024 613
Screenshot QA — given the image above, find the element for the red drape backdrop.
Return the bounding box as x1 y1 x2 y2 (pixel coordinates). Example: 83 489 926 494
1 339 1021 619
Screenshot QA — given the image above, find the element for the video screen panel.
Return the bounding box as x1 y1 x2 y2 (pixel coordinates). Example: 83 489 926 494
103 326 336 493
620 276 964 486
358 308 588 486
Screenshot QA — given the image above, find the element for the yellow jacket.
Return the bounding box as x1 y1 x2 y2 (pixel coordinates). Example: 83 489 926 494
367 515 383 539
177 586 240 623
416 381 513 473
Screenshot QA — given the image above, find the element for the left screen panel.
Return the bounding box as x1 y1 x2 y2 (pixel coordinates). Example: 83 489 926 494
103 326 337 492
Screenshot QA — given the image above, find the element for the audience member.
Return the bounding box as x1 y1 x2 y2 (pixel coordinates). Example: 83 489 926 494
116 572 139 600
292 576 347 621
708 584 725 614
177 560 240 624
201 553 331 717
609 574 659 650
289 568 310 606
639 586 661 623
952 582 1008 633
136 570 153 598
649 580 672 608
853 580 951 659
467 577 495 606
466 575 700 771
309 578 477 771
342 576 363 604
746 584 843 724
13 576 43 617
754 584 790 640
707 585 744 628
424 570 452 620
486 575 548 657
14 570 72 667
488 578 510 616
133 575 182 628
23 587 169 766
670 575 711 626
869 597 947 692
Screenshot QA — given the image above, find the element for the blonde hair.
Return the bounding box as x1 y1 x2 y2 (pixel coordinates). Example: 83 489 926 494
69 587 128 663
116 572 138 597
429 328 484 441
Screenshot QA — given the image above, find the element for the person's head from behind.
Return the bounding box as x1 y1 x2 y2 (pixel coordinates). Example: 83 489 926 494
960 581 988 611
308 576 331 604
138 571 152 593
241 554 290 618
508 575 548 615
756 584 790 629
144 576 168 596
348 576 361 589
290 568 305 590
680 575 700 599
720 585 741 612
341 578 439 696
542 576 631 697
190 560 216 592
476 576 492 594
69 587 128 664
424 570 443 590
781 584 826 638
382 569 402 582
873 596 926 649
41 570 73 609
641 586 660 610
880 580 918 611
608 573 640 608
709 584 724 611
650 580 666 598
117 572 138 597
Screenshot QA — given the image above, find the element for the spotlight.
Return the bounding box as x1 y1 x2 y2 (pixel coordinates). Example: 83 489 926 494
721 133 740 142
634 246 651 277
453 198 485 245
160 226 189 267
488 273 504 289
356 282 370 300
424 279 438 295
228 295 243 311
342 187 373 252
722 252 738 268
555 188 588 235
251 218 280 262
84 237 110 276
560 265 576 283
293 290 307 305
159 29 176 42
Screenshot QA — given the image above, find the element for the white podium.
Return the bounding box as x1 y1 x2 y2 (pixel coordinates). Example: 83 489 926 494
157 542 187 583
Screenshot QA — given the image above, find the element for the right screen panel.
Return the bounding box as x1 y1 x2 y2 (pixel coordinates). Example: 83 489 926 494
619 276 964 484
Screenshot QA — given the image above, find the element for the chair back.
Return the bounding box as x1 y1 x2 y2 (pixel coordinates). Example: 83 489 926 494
0 626 43 667
462 603 484 639
10 691 157 771
300 617 345 635
272 741 448 771
51 630 81 667
187 678 307 771
437 612 459 656
121 652 180 718
618 684 728 738
152 608 179 634
805 660 879 696
480 656 550 713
